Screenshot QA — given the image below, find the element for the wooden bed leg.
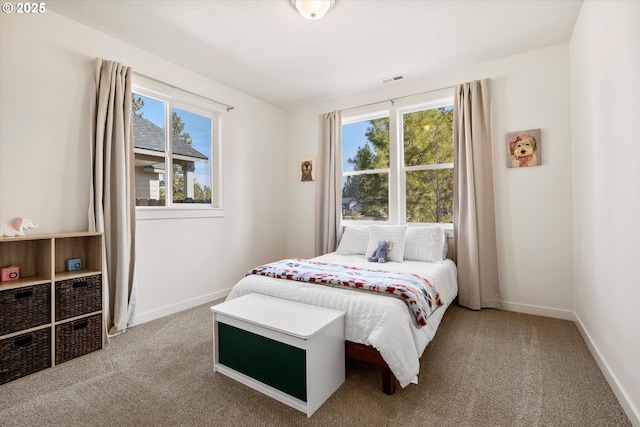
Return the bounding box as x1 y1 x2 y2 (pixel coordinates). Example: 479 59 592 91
381 365 395 395
346 341 398 395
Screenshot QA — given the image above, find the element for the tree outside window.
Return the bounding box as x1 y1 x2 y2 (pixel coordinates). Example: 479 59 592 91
342 102 453 224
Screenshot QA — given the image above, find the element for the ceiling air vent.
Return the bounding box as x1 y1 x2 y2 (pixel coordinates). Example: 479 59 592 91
381 75 405 84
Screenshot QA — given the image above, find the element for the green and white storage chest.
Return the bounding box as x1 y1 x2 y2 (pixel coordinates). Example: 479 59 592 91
211 293 345 417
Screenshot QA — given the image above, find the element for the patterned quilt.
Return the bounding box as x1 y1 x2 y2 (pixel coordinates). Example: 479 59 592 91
246 259 443 327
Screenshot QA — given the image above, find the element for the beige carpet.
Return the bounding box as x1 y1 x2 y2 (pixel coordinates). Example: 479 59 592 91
0 301 630 426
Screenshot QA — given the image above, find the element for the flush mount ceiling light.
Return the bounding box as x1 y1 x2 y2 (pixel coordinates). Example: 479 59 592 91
290 0 335 20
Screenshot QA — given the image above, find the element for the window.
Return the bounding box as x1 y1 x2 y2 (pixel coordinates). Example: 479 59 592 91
341 91 454 226
342 116 390 221
132 76 225 219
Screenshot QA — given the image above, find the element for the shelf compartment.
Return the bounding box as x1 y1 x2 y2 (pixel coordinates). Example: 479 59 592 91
0 283 51 336
0 327 52 385
53 235 102 276
55 275 102 321
55 314 102 365
0 239 52 284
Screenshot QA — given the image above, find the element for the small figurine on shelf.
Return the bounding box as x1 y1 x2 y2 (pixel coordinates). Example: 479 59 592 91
0 217 40 237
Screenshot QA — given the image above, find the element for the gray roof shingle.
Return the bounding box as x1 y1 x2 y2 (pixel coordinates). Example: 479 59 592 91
133 115 208 161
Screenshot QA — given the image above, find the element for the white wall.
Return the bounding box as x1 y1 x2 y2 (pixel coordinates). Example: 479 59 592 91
286 44 574 319
570 1 640 423
0 11 288 322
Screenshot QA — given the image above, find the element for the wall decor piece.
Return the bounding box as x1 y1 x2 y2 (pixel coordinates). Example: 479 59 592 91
506 128 541 168
300 156 315 181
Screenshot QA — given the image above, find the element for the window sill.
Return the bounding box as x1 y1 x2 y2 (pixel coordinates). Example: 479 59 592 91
342 220 454 235
136 207 226 220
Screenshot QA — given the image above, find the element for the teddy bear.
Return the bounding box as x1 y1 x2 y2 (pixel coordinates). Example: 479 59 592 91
368 240 391 263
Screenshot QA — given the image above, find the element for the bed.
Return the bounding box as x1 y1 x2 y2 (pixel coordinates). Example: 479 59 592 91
225 225 458 394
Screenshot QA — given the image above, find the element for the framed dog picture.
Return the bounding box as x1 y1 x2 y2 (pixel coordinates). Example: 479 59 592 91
506 128 541 168
300 156 315 181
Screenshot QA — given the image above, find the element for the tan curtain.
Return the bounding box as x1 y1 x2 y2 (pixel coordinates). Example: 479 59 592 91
89 58 137 337
315 111 342 256
453 79 502 310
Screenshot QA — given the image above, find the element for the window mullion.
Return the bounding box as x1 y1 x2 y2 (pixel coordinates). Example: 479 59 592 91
165 101 173 207
405 163 454 172
212 116 222 208
343 168 390 177
388 105 402 224
399 110 408 225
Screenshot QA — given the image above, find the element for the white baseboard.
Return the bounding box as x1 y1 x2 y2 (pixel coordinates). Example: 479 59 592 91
131 287 233 326
574 313 640 427
500 301 575 321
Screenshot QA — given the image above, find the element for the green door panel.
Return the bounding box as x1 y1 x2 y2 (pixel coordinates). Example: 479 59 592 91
218 322 307 402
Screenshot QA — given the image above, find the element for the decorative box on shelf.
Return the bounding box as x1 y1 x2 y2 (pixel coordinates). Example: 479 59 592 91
1 265 20 282
65 258 82 272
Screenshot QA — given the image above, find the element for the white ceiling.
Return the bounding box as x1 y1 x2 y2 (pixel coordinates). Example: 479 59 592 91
47 0 583 110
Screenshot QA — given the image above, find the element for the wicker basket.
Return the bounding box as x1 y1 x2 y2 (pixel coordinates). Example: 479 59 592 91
0 284 51 336
55 314 102 365
0 328 52 385
55 275 102 321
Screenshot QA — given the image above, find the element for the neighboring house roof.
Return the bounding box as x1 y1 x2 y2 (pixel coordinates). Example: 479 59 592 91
133 114 208 161
342 197 362 210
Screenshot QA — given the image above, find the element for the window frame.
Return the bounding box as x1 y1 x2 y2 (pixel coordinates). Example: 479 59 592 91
342 108 391 221
341 89 454 229
132 75 226 220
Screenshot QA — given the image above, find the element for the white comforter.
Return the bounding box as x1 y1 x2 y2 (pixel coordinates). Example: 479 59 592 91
226 253 458 388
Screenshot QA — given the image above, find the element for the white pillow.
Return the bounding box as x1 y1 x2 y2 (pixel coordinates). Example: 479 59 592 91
365 225 408 263
442 236 449 260
404 226 445 263
335 226 370 255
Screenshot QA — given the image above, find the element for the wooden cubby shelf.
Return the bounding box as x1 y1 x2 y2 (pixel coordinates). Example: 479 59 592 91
0 232 104 385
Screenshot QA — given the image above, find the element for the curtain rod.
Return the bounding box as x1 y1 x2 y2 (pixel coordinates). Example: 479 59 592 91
132 71 235 112
342 84 456 112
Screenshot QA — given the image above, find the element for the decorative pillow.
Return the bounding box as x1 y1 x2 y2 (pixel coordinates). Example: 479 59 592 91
365 225 407 263
404 226 445 263
442 236 449 260
335 226 370 255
